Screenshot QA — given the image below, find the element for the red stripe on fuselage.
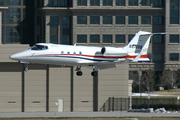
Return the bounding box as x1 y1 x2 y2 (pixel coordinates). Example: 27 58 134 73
31 54 148 59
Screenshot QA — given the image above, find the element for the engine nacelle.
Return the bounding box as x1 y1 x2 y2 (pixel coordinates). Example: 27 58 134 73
101 47 128 57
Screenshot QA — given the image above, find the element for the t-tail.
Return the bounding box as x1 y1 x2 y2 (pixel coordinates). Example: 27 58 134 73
123 31 153 62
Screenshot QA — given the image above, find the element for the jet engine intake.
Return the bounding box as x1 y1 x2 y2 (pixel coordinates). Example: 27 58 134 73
101 47 128 57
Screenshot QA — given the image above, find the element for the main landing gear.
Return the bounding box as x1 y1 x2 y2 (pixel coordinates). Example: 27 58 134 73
75 66 98 76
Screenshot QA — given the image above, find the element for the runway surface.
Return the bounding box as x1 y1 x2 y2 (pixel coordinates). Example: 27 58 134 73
0 111 180 118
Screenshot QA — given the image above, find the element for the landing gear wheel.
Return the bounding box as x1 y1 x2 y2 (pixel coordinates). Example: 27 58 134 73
91 71 98 76
76 71 83 76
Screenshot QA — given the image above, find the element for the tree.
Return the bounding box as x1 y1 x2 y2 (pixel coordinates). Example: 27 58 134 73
159 69 171 90
130 71 142 93
142 69 155 94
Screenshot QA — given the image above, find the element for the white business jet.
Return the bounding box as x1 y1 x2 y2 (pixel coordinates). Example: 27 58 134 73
9 31 161 76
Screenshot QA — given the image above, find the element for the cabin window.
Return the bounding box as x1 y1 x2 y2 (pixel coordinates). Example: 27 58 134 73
61 51 64 54
79 51 82 55
31 45 48 50
67 51 70 54
73 52 76 55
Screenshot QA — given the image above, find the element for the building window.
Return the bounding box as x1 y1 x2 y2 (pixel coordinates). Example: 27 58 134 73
50 35 58 44
90 0 100 6
103 16 112 24
116 16 125 24
62 35 70 45
169 35 179 43
77 16 87 24
6 26 20 43
116 0 125 6
129 0 138 6
90 35 100 43
6 8 21 24
153 0 163 7
141 0 151 6
103 0 113 6
50 16 58 44
6 0 21 5
153 35 163 43
153 54 163 62
77 35 87 43
153 16 163 25
90 16 100 24
128 35 134 43
103 35 112 43
77 0 87 6
116 35 125 43
62 16 71 45
48 0 72 7
169 53 179 61
141 16 151 24
128 16 138 24
170 0 179 24
0 0 4 5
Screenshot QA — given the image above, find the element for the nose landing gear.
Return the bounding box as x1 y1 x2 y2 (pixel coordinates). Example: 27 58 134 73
24 64 29 72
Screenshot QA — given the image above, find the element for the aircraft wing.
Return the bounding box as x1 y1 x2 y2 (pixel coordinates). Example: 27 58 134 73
77 60 118 70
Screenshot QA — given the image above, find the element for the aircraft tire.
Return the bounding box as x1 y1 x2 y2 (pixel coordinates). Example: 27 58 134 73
91 71 97 76
76 71 83 76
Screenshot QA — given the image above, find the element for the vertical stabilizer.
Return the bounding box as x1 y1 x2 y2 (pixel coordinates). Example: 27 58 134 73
123 31 152 55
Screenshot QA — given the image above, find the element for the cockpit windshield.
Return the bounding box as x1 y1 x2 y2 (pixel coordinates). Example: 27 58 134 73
31 45 48 50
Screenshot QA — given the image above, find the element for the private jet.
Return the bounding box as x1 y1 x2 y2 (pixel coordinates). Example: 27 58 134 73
9 31 163 76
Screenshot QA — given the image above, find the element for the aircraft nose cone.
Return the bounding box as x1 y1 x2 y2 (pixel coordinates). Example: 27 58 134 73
9 54 20 60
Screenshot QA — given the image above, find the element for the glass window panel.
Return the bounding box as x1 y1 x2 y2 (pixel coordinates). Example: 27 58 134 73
153 54 163 62
63 16 70 28
103 35 112 43
129 0 138 6
77 16 87 24
77 35 87 43
6 0 21 5
103 16 112 24
141 0 151 6
153 0 163 7
141 16 151 24
128 16 138 24
103 0 113 6
50 35 58 44
170 35 179 43
128 35 134 43
90 0 100 6
50 16 58 25
90 16 100 24
0 0 3 5
153 35 163 43
153 16 163 25
116 16 125 24
90 35 100 43
62 35 70 44
6 26 20 43
77 0 87 6
169 53 179 61
116 35 125 43
116 0 125 6
170 0 179 24
6 8 21 24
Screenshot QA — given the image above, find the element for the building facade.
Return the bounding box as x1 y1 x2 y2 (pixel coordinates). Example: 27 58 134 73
0 0 179 112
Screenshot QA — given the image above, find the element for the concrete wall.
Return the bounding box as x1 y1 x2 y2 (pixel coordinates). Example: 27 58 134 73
98 64 129 110
49 66 71 112
73 67 93 112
